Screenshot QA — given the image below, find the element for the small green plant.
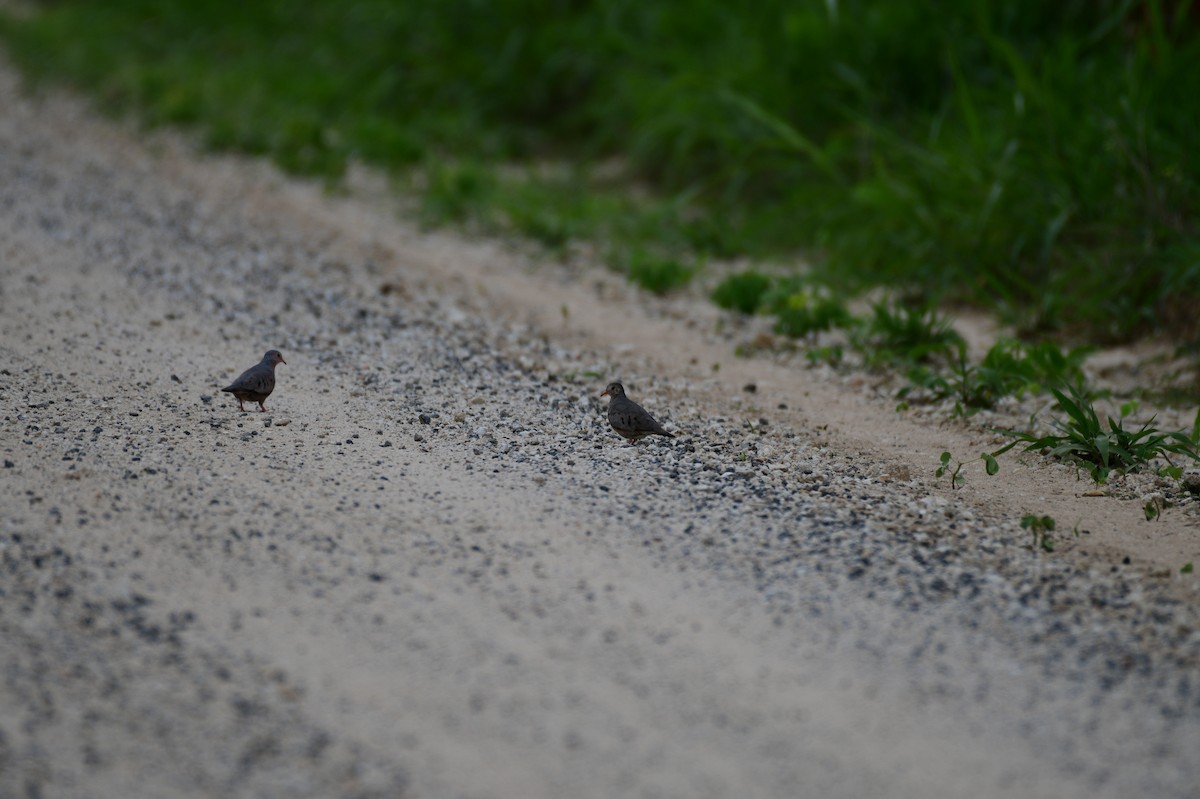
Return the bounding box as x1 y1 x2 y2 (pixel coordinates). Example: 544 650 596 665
856 302 964 366
1144 496 1169 521
936 449 1001 489
1183 562 1195 574
505 203 575 250
620 249 694 295
711 270 773 315
805 344 844 368
764 281 854 339
421 161 499 226
1003 385 1200 483
1020 513 1057 552
904 345 992 417
904 338 1091 417
981 339 1090 396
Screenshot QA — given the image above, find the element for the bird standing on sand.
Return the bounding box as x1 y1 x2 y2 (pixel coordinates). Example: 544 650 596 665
601 381 675 444
222 350 286 412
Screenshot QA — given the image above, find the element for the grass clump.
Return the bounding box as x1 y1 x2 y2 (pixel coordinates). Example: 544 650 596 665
712 270 773 315
856 302 964 366
764 281 855 339
619 249 695 296
936 384 1200 489
1005 385 1200 483
420 162 499 226
907 338 1090 416
975 340 1090 398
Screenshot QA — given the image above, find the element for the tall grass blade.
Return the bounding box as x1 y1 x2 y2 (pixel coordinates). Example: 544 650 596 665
718 89 843 183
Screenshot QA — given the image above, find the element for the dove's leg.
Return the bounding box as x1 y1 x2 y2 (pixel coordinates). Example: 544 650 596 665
257 401 266 412
237 399 247 412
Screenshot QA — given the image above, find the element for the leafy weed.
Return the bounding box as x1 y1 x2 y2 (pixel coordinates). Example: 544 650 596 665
620 248 695 296
1020 513 1057 552
764 280 854 339
1004 385 1200 483
711 270 773 315
936 449 1002 489
905 338 1090 416
856 302 964 367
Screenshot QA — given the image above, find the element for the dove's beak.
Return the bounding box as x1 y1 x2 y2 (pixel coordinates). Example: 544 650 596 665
600 389 609 397
280 356 287 365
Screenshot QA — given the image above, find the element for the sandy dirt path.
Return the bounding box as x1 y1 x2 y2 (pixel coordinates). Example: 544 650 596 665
1 64 1198 799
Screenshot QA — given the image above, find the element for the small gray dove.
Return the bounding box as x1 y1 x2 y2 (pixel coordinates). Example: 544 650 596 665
222 350 286 412
601 381 675 445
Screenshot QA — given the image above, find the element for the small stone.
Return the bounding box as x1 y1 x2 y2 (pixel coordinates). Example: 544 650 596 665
414 433 425 443
743 383 757 393
419 413 432 425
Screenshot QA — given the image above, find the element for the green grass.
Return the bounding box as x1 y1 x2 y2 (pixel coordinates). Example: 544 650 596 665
856 303 965 366
711 270 773 315
764 280 855 339
1 0 1198 346
936 385 1200 489
905 338 1090 416
619 249 696 296
420 161 499 226
1004 385 1200 483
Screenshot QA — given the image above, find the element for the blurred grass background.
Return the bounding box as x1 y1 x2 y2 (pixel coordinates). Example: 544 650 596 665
1 0 1197 346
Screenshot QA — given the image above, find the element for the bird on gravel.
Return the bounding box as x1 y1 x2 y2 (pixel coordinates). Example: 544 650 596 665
221 350 286 412
600 381 675 445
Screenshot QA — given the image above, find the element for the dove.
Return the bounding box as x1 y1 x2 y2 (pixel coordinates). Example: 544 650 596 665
600 381 675 445
221 350 286 412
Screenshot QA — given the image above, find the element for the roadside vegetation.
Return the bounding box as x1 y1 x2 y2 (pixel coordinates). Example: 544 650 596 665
2 1 1196 339
2 0 1199 485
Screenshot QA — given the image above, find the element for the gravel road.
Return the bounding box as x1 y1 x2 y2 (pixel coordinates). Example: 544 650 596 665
1 65 1198 799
